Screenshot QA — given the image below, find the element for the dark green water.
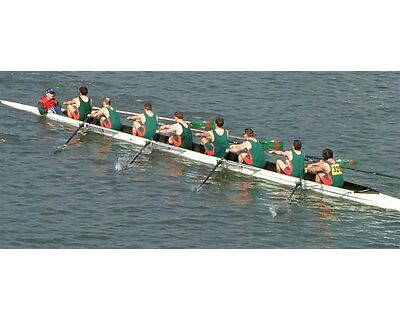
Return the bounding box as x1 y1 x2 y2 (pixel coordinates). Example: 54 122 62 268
0 72 399 248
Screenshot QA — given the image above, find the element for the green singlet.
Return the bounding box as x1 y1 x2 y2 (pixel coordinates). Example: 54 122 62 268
326 161 344 188
291 150 305 178
142 112 158 139
173 123 193 150
108 107 122 131
247 140 266 168
78 97 92 121
204 129 229 158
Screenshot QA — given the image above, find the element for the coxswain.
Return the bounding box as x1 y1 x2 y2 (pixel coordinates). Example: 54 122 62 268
63 86 93 121
37 88 65 115
228 128 266 168
305 148 344 188
90 97 122 131
196 116 229 158
270 139 305 177
159 111 193 150
127 103 159 139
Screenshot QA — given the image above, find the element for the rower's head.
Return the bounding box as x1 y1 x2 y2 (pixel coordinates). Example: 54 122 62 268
243 128 254 140
293 139 302 151
174 111 184 121
215 116 224 128
144 103 152 111
46 88 56 99
102 97 112 108
322 148 333 160
79 86 88 96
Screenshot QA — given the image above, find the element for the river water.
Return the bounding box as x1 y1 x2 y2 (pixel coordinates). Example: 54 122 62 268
0 72 399 248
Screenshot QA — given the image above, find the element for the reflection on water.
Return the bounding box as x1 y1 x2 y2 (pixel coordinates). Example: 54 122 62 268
318 201 339 222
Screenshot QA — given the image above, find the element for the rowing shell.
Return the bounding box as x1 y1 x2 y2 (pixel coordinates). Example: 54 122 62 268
1 99 400 212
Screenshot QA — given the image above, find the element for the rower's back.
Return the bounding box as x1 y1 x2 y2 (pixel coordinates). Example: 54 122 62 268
206 117 229 158
171 111 193 150
321 148 344 188
99 97 122 131
77 87 92 121
247 139 266 168
141 104 158 139
178 120 193 150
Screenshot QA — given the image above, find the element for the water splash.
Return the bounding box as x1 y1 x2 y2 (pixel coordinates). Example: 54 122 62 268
115 157 128 171
54 145 67 154
115 155 132 172
269 201 290 218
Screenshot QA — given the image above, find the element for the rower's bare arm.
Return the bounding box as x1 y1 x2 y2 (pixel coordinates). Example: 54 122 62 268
306 161 324 173
91 108 105 117
159 124 175 134
195 131 212 138
229 141 248 153
127 115 140 121
63 97 78 105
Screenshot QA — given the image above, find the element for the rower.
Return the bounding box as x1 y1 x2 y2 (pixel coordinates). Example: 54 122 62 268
196 116 229 158
63 86 93 121
127 103 158 139
228 128 266 168
159 111 193 150
37 88 65 115
306 148 344 188
90 97 122 131
271 139 305 177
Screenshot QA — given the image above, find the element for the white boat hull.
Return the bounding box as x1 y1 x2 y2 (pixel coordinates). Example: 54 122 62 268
2 99 400 212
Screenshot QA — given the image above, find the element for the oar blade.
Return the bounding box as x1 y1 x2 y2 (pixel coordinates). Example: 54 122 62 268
191 120 214 130
54 144 67 154
260 140 284 150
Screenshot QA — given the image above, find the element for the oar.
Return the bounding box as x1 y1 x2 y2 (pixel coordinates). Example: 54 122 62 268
106 107 281 147
193 159 223 192
115 141 152 171
286 174 304 202
305 155 400 180
54 116 90 153
93 107 247 141
128 141 152 166
270 170 306 217
343 167 400 180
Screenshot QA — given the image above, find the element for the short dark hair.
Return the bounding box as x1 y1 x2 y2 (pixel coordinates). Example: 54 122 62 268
244 128 254 137
79 86 88 95
103 97 111 106
144 103 152 111
293 139 302 150
174 111 184 119
322 148 333 160
215 116 224 127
